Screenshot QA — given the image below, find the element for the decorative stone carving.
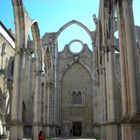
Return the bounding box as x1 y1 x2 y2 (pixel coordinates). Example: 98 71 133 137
73 55 79 62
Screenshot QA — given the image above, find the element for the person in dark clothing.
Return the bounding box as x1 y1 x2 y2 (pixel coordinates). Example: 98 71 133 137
58 128 61 136
39 131 45 140
70 128 73 136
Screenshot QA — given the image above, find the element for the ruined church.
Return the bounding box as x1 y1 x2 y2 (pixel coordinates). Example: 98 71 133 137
0 0 140 140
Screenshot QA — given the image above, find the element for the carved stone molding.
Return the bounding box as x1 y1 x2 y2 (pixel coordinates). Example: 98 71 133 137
11 119 23 125
73 55 79 62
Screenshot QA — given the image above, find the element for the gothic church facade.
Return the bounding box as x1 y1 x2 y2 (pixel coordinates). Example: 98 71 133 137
1 0 140 140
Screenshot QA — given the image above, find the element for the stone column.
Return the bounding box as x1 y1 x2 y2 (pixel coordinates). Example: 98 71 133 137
117 0 140 139
105 44 119 140
92 49 100 137
100 48 107 140
117 2 128 117
46 82 54 137
106 46 116 122
42 78 47 136
48 41 57 137
10 0 25 139
104 0 116 122
58 79 62 129
32 60 42 140
42 33 58 137
22 48 34 138
94 17 107 140
122 0 140 116
103 1 120 139
42 49 51 137
10 49 24 140
117 0 140 119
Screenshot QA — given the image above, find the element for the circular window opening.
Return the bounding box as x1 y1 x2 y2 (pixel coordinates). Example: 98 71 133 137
69 42 83 53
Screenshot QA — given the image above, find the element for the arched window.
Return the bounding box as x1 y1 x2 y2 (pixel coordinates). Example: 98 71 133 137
77 91 82 104
72 91 82 105
72 91 77 104
1 42 6 57
10 60 14 76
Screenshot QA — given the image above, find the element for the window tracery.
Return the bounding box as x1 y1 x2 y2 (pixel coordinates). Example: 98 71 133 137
71 90 85 107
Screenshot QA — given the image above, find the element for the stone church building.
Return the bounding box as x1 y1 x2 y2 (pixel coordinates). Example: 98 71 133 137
41 21 123 138
0 0 140 140
42 29 95 137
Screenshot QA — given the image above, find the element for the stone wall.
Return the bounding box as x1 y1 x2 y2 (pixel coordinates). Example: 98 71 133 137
57 44 94 137
0 22 15 138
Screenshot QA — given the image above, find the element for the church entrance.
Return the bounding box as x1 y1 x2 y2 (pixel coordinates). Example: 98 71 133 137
72 121 82 136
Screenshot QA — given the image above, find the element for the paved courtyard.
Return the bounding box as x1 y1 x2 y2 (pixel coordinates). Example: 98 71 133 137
51 138 96 140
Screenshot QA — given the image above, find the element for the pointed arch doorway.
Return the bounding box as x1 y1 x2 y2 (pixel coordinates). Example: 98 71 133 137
72 121 82 136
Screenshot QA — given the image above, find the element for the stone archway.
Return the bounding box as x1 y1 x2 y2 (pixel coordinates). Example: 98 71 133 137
10 0 26 139
31 21 42 140
11 0 42 139
57 20 93 42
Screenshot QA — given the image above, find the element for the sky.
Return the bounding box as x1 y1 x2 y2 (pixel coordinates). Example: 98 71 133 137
0 0 140 51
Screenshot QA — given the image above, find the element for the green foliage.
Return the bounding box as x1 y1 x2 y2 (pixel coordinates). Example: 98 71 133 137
96 137 100 140
45 137 51 140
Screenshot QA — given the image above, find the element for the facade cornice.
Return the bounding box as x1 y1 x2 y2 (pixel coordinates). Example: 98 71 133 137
0 21 15 49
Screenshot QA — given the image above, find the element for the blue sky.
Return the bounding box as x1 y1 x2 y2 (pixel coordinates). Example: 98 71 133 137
0 0 140 51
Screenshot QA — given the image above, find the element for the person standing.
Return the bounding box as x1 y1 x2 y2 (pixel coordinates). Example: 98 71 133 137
58 128 61 136
39 131 45 140
70 128 73 136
